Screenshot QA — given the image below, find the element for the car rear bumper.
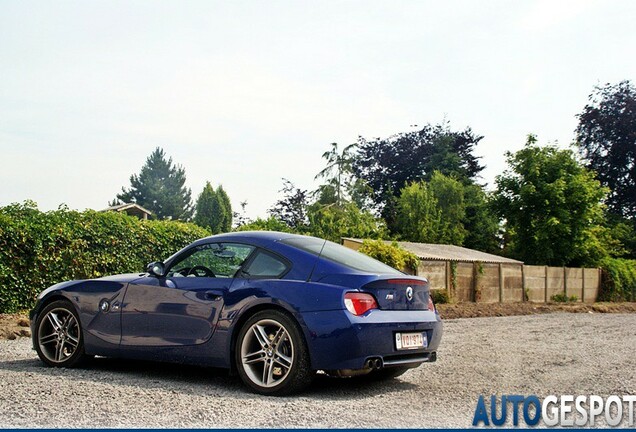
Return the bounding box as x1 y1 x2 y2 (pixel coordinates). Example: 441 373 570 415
299 308 442 371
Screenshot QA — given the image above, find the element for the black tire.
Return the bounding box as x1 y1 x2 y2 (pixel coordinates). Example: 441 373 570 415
235 310 313 395
366 366 411 381
34 300 88 368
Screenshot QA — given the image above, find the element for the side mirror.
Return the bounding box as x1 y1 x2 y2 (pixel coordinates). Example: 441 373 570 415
146 261 166 277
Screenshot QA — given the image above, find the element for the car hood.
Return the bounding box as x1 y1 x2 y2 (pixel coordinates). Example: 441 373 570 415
37 273 147 300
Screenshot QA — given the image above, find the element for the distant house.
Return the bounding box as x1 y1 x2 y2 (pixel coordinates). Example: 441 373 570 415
101 203 152 220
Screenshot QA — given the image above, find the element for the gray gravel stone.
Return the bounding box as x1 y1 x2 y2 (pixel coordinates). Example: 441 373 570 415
0 313 634 428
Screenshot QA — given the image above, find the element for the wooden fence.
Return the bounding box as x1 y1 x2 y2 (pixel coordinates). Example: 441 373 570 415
418 261 600 303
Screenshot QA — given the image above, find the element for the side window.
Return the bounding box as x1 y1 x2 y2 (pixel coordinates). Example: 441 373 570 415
242 250 289 279
168 243 255 278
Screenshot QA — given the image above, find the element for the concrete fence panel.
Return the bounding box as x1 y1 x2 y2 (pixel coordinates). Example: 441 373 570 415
583 268 600 303
478 263 500 303
565 268 583 301
546 267 565 300
502 264 523 302
418 261 446 291
455 262 474 302
414 259 600 305
524 265 547 302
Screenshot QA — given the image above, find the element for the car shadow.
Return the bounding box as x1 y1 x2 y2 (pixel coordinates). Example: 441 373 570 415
0 356 418 399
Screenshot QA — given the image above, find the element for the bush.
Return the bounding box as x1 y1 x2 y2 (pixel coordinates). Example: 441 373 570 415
550 293 578 303
599 257 636 301
235 216 296 233
0 202 210 313
430 289 450 304
357 239 419 273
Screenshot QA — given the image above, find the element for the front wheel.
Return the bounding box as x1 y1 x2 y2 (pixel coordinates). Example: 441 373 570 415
236 310 313 395
34 300 88 368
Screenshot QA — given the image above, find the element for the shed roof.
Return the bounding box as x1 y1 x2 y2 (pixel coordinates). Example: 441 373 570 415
342 238 523 264
101 203 152 216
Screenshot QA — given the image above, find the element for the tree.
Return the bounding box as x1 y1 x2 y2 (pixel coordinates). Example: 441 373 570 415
428 172 467 245
215 185 233 232
306 201 387 243
396 181 443 243
493 136 616 266
462 185 501 253
396 172 467 244
194 182 217 232
114 148 193 220
351 123 484 229
236 216 295 233
194 183 232 234
268 179 309 231
315 142 356 207
576 80 636 219
233 200 251 229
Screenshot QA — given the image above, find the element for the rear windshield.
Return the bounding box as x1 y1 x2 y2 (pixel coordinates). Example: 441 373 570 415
281 237 402 274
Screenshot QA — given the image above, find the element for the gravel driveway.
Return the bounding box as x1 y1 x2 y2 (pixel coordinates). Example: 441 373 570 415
0 313 634 428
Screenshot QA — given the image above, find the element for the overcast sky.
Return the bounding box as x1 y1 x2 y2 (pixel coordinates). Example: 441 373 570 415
1 0 634 219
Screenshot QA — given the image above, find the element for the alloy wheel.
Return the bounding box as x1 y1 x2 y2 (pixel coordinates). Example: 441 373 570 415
240 318 294 388
37 307 81 364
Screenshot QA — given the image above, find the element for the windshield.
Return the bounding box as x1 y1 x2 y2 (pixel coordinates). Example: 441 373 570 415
281 237 402 274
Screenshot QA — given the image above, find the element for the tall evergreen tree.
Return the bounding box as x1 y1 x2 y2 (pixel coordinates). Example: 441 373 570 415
194 182 217 232
114 148 193 220
194 182 233 234
216 185 233 233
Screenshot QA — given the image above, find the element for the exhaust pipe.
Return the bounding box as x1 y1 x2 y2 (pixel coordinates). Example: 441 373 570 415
365 357 383 370
329 357 383 377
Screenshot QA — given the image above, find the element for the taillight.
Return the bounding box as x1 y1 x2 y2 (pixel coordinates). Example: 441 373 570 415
428 295 435 312
344 292 378 316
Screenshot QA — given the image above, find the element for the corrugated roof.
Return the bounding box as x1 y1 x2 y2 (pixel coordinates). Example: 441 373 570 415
342 238 523 264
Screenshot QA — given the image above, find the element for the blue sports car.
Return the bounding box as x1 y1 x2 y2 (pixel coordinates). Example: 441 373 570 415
30 231 442 395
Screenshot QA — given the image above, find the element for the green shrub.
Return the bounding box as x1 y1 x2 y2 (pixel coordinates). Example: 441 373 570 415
0 202 209 313
430 289 450 304
550 293 578 303
357 239 419 273
236 216 296 233
599 257 636 301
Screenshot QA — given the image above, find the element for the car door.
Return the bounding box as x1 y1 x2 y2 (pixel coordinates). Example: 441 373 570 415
120 242 255 347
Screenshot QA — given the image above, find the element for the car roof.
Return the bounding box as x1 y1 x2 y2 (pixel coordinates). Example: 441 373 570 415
194 230 311 245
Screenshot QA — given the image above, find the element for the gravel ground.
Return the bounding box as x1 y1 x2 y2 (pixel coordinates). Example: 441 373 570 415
0 313 634 428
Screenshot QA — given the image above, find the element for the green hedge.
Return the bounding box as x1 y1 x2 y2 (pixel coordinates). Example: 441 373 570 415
357 239 419 273
0 202 210 313
599 257 636 302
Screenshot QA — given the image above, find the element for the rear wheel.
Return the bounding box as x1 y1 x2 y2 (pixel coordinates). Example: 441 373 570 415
34 300 88 368
236 310 313 395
